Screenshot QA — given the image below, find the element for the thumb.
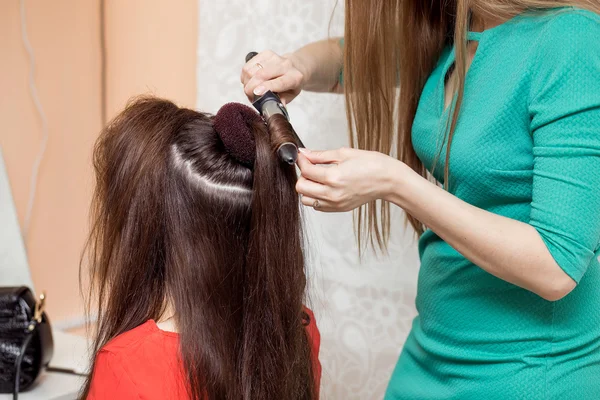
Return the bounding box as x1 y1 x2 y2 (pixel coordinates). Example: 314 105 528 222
299 148 345 164
279 91 298 106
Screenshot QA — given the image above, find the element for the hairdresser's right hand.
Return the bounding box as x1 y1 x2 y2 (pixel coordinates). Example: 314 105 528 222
241 51 306 105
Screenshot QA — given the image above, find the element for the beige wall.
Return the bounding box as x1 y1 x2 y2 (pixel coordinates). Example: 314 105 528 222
0 0 197 325
105 0 198 116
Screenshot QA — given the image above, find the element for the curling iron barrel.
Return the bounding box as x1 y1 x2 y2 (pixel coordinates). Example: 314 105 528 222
245 51 305 164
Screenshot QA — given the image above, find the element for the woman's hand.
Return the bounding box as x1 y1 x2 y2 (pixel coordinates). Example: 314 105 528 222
296 147 409 212
297 147 576 301
241 51 306 105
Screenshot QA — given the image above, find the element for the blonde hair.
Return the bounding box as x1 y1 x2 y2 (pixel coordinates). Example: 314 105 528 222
343 0 600 247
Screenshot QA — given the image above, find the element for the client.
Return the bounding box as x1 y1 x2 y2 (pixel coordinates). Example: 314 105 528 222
79 96 320 399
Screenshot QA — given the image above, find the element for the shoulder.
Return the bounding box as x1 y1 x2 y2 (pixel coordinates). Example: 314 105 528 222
88 347 144 399
536 7 600 23
524 8 600 106
529 8 600 55
88 321 179 398
303 307 320 343
521 7 600 31
98 320 178 370
101 320 165 354
303 307 322 391
303 307 321 359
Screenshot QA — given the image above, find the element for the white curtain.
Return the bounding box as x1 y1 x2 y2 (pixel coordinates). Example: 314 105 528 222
196 1 420 398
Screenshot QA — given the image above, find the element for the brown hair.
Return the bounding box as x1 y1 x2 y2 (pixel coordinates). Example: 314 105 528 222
79 97 314 399
343 0 600 242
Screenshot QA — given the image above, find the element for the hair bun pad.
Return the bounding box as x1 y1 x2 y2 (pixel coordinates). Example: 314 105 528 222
213 102 262 168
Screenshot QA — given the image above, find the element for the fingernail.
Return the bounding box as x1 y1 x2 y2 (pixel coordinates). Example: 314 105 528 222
253 86 266 96
298 148 311 154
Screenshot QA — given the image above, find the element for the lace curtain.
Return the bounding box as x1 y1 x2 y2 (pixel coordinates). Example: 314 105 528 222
196 1 420 398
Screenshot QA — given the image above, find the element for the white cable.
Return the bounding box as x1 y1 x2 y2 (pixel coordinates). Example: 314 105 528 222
20 0 49 241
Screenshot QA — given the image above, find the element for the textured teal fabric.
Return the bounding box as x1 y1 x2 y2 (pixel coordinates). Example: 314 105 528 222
385 8 600 400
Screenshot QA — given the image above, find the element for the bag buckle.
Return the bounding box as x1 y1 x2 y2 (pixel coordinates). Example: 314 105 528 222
28 292 46 331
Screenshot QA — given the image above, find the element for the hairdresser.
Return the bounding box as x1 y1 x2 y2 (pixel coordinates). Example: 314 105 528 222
241 2 600 399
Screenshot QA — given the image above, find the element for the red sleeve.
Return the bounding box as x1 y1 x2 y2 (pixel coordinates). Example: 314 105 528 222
304 307 322 397
87 351 140 399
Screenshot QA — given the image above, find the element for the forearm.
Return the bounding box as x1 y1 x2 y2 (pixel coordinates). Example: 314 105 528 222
384 162 576 301
287 38 343 94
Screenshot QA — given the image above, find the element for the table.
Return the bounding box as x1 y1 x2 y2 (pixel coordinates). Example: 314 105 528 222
0 330 89 400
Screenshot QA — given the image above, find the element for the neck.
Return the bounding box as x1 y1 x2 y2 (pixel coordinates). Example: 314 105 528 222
470 11 510 32
157 318 177 333
157 302 178 333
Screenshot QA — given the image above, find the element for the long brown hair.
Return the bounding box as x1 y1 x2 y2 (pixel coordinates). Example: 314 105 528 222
343 0 600 242
79 97 314 399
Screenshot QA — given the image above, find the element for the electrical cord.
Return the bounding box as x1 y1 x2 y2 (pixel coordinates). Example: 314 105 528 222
12 331 33 400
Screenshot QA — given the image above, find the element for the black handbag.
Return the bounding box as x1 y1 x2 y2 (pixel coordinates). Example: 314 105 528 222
0 287 53 399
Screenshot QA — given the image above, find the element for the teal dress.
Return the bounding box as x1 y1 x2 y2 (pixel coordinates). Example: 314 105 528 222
384 8 600 400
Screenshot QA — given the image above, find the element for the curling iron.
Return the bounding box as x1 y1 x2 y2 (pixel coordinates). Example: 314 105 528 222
245 51 305 165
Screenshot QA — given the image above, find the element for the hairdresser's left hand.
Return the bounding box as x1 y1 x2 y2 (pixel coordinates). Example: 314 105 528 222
296 147 410 212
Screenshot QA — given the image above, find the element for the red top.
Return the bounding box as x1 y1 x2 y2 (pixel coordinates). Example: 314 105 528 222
87 309 321 399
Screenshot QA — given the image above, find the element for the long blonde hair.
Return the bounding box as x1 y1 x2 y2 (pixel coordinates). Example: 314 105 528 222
343 0 600 247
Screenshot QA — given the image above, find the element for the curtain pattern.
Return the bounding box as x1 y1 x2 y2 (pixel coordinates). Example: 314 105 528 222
196 1 419 398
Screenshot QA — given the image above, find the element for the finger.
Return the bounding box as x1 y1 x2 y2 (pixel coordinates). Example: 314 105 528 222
278 89 301 106
297 153 330 184
259 72 303 95
244 61 291 97
300 195 334 212
240 50 275 84
242 60 272 92
299 148 346 165
296 176 329 199
241 50 273 76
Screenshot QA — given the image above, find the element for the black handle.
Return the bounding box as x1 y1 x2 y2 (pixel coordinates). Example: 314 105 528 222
244 52 303 160
245 51 258 63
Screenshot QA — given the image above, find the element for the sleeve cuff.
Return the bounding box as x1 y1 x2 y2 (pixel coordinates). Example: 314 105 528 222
535 226 594 283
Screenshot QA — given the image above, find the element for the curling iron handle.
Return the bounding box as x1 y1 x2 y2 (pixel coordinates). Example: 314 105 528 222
245 52 258 63
245 51 304 160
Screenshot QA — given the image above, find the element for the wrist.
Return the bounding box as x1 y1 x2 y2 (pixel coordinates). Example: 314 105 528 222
381 159 421 207
285 52 311 89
